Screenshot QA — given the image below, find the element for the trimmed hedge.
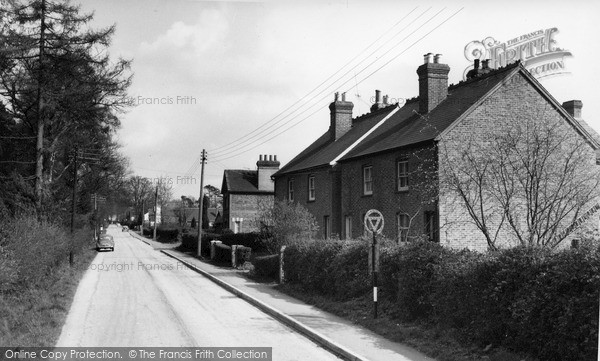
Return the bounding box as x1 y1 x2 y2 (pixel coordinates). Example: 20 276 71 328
178 231 267 256
214 243 232 263
282 239 600 361
252 254 279 279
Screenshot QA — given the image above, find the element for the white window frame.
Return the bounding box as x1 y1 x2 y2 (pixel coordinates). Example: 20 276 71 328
397 160 409 191
288 178 295 202
308 175 315 201
397 213 410 242
363 166 373 195
345 216 352 240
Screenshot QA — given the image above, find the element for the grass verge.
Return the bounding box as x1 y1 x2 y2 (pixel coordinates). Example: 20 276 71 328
276 284 535 361
0 235 98 346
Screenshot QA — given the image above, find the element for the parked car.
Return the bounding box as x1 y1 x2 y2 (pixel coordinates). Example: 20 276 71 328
122 225 129 232
96 234 114 252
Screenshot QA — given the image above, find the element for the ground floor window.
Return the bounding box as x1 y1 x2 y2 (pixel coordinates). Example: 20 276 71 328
345 216 352 240
424 211 438 242
397 213 409 242
324 215 331 239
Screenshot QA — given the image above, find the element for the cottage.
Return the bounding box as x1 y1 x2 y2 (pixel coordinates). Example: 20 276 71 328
273 53 600 250
221 155 280 233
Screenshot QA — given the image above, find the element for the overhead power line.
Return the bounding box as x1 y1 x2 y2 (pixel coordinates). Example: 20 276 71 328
209 8 463 163
207 6 421 156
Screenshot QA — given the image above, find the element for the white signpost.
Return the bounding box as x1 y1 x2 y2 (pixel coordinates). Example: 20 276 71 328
364 209 384 319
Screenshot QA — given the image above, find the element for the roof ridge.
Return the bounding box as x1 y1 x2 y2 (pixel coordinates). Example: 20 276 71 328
448 60 521 90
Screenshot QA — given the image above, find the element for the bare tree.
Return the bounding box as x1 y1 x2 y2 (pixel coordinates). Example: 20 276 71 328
440 105 600 249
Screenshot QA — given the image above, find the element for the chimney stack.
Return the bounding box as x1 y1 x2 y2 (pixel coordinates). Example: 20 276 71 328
417 53 450 114
329 92 354 141
370 89 387 112
256 154 280 192
562 100 583 119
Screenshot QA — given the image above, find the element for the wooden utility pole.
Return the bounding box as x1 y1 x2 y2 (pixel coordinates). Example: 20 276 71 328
197 149 207 257
35 0 47 212
69 147 78 267
153 180 159 241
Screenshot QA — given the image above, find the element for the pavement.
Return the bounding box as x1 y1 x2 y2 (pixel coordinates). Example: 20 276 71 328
129 231 435 361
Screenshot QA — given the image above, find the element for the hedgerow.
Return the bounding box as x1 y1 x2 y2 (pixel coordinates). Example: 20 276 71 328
281 238 600 360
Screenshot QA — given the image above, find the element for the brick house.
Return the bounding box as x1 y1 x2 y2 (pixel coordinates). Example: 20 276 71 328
221 155 280 233
273 53 600 250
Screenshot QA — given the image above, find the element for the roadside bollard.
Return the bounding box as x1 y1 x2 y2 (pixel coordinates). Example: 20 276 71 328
210 240 221 260
279 245 286 284
231 245 238 268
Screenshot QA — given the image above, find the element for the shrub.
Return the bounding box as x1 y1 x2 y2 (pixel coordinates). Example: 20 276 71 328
280 238 600 361
252 254 279 279
255 200 319 253
214 243 232 263
235 246 252 265
0 215 92 290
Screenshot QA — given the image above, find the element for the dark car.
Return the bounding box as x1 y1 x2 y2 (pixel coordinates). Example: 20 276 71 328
96 234 114 252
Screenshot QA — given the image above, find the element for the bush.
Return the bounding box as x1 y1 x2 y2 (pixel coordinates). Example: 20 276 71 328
281 238 600 361
214 243 232 263
0 215 92 291
252 254 280 279
235 246 252 265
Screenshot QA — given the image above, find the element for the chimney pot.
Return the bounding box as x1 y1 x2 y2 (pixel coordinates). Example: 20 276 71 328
334 92 339 101
434 54 442 63
342 92 346 101
423 52 433 64
474 59 480 69
482 59 489 70
375 90 381 104
274 155 277 161
383 95 389 105
269 155 272 161
259 155 263 161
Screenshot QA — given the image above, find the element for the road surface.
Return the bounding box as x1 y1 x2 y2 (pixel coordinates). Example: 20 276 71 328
57 225 341 360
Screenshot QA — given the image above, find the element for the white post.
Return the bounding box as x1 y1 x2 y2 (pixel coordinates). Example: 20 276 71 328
231 245 238 268
279 245 287 284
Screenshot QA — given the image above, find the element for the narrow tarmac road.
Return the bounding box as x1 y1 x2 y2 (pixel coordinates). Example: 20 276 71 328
56 225 341 360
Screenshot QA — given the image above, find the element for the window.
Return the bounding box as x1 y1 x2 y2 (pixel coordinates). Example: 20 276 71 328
397 160 409 191
397 213 410 242
345 216 352 240
424 211 438 242
308 175 315 201
288 178 295 202
324 216 331 239
363 166 373 195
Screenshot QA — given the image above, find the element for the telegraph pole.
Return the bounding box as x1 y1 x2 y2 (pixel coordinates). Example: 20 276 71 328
197 149 207 257
69 147 78 267
153 180 159 241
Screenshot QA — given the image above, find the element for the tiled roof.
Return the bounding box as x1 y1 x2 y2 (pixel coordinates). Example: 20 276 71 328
222 169 273 194
275 60 599 175
342 63 519 160
275 62 519 175
273 106 398 175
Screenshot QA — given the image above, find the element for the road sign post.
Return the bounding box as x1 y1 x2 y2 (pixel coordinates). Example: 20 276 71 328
364 209 384 319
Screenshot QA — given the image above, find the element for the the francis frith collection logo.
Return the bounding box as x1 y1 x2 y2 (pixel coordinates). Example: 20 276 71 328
463 27 572 80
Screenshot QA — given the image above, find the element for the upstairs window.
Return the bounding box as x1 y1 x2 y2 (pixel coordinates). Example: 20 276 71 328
288 179 295 202
308 175 315 201
397 160 409 191
363 166 373 195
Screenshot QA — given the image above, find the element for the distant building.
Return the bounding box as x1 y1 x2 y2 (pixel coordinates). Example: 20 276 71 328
221 155 280 233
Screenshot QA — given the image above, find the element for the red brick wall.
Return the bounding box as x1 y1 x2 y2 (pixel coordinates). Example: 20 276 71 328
339 144 438 241
274 167 338 238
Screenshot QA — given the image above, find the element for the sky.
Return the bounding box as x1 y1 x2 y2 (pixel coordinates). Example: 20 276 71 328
76 0 600 200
